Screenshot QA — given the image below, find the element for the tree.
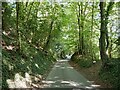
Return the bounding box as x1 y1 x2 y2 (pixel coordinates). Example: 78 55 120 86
77 2 81 54
90 2 94 60
16 2 21 52
99 2 114 68
43 20 54 50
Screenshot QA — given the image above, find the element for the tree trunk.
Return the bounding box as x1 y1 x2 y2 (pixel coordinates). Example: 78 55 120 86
43 20 54 50
90 2 94 60
16 2 21 52
99 2 114 68
108 40 112 59
77 2 81 54
108 26 113 59
81 2 84 55
99 2 109 68
105 2 114 57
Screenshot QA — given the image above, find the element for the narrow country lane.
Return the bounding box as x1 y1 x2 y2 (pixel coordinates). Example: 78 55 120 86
42 60 100 89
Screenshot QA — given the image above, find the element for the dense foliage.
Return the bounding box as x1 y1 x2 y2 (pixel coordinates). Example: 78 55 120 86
2 2 57 88
2 1 120 88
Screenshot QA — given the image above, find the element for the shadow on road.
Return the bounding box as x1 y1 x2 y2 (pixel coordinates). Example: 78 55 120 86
43 60 100 89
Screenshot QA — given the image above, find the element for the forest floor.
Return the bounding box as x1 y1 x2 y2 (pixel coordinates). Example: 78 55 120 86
69 61 113 88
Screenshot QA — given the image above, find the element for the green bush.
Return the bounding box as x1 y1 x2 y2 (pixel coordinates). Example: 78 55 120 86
78 58 93 68
99 58 120 88
2 45 56 88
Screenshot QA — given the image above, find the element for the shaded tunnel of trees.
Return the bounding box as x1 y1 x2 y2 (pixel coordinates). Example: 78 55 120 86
2 1 120 88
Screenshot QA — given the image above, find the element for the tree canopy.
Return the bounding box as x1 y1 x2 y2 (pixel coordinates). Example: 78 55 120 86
2 1 120 88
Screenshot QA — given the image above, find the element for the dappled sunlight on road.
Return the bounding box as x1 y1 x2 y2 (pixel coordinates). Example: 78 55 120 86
54 65 61 68
91 84 101 88
43 60 101 89
42 79 100 89
42 80 56 84
67 67 74 69
58 59 69 62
